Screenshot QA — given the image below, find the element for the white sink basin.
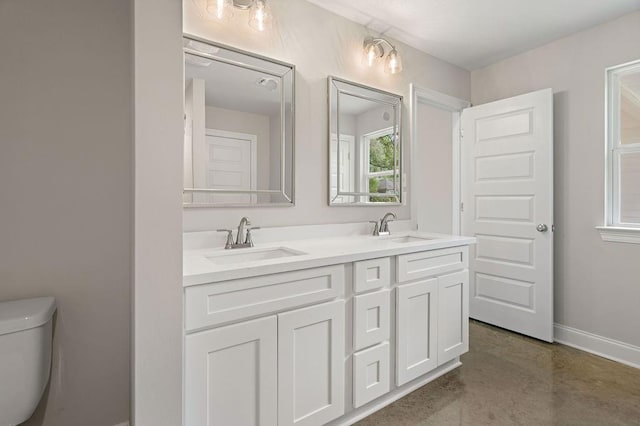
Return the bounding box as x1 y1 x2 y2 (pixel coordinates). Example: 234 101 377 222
388 235 435 244
205 247 306 265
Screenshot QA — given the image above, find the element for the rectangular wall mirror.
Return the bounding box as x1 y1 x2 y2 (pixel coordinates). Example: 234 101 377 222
183 36 295 207
328 77 403 206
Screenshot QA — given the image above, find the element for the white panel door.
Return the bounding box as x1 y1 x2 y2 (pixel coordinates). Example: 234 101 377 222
278 301 345 426
396 279 438 386
195 129 257 204
184 316 277 426
461 88 554 342
437 270 469 365
330 135 355 203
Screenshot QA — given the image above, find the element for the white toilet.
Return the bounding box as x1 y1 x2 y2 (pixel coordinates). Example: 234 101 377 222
0 297 56 426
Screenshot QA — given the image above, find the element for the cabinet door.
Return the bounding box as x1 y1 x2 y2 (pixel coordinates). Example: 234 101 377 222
278 301 345 426
185 316 277 426
438 270 469 365
396 279 438 386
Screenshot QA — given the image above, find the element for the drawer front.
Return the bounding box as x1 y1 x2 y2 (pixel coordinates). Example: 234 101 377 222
353 342 390 408
185 265 345 331
354 257 391 293
396 246 468 283
353 290 391 351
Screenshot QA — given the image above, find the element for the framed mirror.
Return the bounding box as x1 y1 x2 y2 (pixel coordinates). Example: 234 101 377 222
183 36 294 207
328 77 402 206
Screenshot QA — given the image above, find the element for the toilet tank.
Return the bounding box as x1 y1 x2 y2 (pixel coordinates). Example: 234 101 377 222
0 297 56 426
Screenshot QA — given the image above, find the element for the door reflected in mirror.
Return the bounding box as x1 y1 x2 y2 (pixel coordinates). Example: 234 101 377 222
328 77 402 206
183 37 294 207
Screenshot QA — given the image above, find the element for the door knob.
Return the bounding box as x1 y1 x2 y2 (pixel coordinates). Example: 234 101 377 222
536 224 548 233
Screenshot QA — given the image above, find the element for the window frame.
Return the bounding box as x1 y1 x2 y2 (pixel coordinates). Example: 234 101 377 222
599 59 640 243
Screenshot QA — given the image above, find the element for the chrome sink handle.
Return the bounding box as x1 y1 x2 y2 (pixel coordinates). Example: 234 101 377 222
369 221 380 236
216 229 234 249
245 227 261 246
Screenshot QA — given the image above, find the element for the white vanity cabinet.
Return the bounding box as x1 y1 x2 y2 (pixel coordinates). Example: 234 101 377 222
183 241 471 426
184 267 346 426
395 246 469 385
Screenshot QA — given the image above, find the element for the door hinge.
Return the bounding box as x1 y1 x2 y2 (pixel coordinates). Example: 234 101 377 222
460 128 464 139
460 202 464 212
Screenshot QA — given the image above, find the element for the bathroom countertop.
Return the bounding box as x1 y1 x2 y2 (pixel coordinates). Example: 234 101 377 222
183 232 476 287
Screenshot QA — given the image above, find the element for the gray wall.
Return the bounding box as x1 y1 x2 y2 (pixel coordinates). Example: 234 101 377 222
471 11 640 347
0 0 131 425
416 102 454 234
183 0 471 231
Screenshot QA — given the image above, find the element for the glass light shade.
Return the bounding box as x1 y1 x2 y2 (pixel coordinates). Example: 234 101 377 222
384 48 403 74
249 0 273 32
362 42 383 67
205 0 233 20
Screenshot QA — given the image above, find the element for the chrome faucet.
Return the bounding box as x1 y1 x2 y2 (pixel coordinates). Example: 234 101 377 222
236 217 250 245
217 217 260 249
370 212 397 236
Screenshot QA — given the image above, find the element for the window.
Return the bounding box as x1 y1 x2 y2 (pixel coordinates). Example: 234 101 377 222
599 60 640 243
362 128 400 203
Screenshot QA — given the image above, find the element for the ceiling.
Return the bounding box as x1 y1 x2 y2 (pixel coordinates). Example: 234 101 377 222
185 53 281 116
306 0 640 70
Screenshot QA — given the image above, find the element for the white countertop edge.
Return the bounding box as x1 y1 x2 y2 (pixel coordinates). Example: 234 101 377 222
183 232 476 287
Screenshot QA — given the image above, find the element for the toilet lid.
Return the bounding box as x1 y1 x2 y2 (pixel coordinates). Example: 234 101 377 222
0 296 56 336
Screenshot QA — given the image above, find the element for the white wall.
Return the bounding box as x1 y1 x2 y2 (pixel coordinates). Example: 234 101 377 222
415 102 453 234
132 0 184 424
183 0 470 231
0 0 131 425
471 11 640 347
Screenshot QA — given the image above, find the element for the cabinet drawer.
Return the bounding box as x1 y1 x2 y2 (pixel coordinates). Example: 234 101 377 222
354 257 390 293
185 265 344 331
396 246 468 283
353 290 390 351
353 342 390 408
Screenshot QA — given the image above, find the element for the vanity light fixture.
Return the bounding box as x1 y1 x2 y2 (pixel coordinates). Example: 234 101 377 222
363 36 403 75
195 0 273 32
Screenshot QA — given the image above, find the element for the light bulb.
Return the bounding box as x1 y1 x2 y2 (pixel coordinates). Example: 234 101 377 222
365 44 378 67
249 0 273 32
362 39 384 68
384 47 403 74
205 0 232 20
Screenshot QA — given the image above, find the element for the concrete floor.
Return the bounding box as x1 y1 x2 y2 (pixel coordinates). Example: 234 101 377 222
357 320 640 426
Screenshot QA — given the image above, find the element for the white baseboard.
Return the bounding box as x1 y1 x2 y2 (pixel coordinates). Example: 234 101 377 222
554 323 640 369
113 422 129 426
